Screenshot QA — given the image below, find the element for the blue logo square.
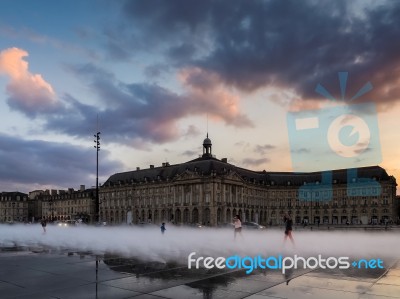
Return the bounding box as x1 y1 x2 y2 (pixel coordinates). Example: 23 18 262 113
287 102 381 172
287 103 382 200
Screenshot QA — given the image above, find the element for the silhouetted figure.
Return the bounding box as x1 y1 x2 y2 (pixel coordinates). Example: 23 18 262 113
283 214 295 247
160 223 166 234
41 217 47 233
303 219 308 228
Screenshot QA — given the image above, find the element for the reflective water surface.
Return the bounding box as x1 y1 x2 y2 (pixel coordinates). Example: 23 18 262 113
1 225 400 298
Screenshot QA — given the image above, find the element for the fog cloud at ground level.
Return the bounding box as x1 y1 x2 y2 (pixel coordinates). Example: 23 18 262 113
0 225 397 265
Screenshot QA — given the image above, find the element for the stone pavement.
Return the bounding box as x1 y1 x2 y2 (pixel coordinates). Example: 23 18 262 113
0 247 399 299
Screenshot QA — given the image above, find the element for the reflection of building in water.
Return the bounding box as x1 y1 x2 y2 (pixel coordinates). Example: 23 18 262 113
101 253 388 298
102 254 235 299
100 135 398 226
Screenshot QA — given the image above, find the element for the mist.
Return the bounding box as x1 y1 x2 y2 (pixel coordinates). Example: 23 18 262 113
0 224 398 263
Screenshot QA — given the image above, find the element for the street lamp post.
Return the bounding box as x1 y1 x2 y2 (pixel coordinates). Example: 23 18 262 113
94 132 101 223
310 190 313 227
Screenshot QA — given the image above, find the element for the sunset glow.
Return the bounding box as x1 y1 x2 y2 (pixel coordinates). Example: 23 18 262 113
0 0 399 193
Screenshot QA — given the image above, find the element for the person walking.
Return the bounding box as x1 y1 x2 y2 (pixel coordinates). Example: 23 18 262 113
40 217 47 233
233 215 242 240
160 222 166 235
283 214 295 246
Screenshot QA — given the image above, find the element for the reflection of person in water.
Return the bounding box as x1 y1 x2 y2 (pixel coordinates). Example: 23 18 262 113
284 267 294 285
283 214 295 246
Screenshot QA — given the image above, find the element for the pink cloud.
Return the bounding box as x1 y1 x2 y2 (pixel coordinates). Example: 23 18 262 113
288 97 322 112
0 47 61 116
179 67 254 127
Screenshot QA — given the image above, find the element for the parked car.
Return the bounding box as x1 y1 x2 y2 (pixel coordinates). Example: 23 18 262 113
95 221 107 226
241 221 266 230
58 220 77 227
191 223 204 228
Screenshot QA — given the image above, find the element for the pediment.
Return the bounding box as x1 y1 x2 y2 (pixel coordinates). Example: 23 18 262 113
173 170 200 181
224 170 245 182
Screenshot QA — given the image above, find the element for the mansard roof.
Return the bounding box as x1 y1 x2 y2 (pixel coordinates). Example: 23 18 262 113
0 191 28 197
103 155 393 187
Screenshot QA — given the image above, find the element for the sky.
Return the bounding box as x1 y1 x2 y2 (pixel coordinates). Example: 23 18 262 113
0 0 399 194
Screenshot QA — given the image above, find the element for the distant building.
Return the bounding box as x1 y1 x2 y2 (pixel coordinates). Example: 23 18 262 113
100 136 398 226
32 185 95 222
0 192 29 222
396 196 400 223
28 190 45 200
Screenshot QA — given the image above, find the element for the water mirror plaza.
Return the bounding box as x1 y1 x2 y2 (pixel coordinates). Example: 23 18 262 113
2 1 400 299
1 224 400 299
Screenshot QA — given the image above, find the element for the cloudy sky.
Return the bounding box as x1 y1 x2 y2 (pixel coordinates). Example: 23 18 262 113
0 0 399 193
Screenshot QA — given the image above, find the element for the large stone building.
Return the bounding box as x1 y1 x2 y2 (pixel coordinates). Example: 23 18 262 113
100 136 398 226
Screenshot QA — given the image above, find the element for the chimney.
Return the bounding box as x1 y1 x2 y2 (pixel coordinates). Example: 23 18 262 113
150 165 154 169
80 185 85 191
166 162 170 166
162 163 166 167
221 158 227 163
136 167 140 171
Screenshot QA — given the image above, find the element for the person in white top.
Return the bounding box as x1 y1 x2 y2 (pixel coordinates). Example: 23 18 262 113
233 214 242 239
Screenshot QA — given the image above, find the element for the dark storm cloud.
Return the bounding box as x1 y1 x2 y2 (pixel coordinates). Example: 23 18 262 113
166 43 197 61
254 144 275 155
242 157 270 167
113 0 400 107
0 133 122 188
290 148 311 154
181 150 198 157
184 125 200 138
144 63 171 78
46 63 252 145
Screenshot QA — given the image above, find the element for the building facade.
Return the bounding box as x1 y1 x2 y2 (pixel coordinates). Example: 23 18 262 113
100 136 398 226
0 192 29 223
32 186 95 222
